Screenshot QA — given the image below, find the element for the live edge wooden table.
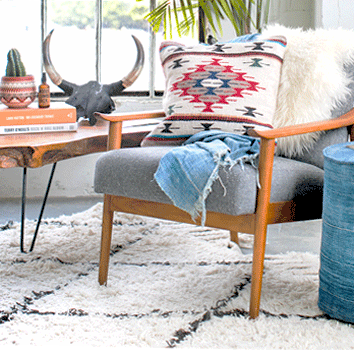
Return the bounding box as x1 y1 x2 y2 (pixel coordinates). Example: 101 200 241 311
0 117 158 253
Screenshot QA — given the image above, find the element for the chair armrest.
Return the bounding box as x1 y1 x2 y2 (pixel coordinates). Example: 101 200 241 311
248 108 354 140
94 110 165 150
249 108 354 227
95 110 165 123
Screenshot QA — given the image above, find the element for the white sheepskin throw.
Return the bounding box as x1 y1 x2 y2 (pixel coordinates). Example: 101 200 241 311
262 25 354 157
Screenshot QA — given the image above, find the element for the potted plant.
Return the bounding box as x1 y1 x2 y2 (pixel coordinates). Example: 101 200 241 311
0 48 36 108
139 0 271 41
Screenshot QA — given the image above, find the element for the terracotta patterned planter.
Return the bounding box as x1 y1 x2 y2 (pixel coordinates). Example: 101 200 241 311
0 75 37 108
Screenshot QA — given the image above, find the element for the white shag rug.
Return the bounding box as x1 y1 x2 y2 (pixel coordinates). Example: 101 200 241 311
1 203 354 349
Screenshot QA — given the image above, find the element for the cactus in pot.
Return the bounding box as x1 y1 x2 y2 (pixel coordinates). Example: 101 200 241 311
5 48 27 77
0 48 36 108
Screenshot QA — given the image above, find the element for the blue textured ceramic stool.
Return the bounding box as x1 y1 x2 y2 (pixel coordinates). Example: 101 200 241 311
319 142 354 323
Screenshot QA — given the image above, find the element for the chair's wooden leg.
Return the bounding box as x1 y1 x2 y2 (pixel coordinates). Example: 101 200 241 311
230 231 239 245
249 221 269 318
99 194 114 286
249 138 275 319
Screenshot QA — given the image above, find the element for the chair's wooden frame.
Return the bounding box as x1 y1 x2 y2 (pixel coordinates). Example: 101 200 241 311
95 109 354 319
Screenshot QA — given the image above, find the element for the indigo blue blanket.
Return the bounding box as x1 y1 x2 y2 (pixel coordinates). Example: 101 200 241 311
154 131 260 226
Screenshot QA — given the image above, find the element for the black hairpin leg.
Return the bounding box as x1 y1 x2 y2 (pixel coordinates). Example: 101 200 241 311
20 162 57 253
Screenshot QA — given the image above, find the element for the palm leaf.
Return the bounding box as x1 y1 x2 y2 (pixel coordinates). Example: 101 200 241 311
143 0 271 40
143 0 268 39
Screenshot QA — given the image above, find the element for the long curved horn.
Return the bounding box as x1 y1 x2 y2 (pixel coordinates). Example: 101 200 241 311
42 29 76 95
43 31 144 96
105 35 145 96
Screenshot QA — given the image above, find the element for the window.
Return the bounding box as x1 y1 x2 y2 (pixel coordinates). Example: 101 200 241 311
0 1 42 85
0 0 189 98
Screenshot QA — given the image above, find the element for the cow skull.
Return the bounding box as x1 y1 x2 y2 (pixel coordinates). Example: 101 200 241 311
42 30 144 125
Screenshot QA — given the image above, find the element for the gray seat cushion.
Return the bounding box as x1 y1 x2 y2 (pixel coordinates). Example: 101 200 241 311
95 146 324 220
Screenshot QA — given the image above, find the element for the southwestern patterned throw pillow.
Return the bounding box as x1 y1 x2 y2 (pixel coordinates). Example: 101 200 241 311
141 36 287 146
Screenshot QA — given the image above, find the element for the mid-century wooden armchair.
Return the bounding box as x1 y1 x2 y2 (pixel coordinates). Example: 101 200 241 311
94 107 354 319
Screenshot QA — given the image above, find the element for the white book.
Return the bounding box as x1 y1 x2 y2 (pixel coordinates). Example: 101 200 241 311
0 122 78 135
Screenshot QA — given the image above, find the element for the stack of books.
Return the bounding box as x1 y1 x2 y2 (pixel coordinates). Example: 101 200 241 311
0 102 77 135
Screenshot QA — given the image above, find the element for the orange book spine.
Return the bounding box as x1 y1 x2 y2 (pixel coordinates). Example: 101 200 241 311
0 102 76 126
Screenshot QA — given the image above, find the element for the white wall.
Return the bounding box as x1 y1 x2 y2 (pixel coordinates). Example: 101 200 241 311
219 0 316 42
0 154 102 199
268 0 354 31
269 0 316 30
317 0 354 30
